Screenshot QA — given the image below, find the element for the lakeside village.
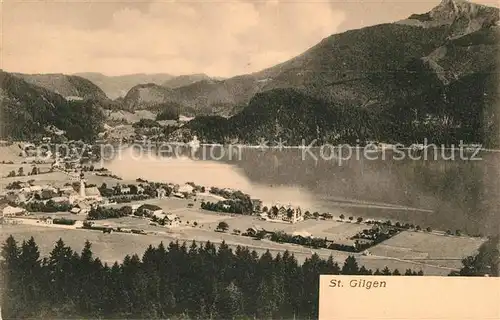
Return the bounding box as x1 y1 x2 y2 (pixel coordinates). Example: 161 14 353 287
1 169 484 258
0 139 488 270
1 169 483 254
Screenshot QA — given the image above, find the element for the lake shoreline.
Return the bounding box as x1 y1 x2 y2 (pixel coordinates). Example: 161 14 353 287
110 141 500 152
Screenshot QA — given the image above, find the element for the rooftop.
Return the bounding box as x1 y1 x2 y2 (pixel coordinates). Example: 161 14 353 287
166 214 178 220
50 196 69 203
85 187 101 197
3 205 25 214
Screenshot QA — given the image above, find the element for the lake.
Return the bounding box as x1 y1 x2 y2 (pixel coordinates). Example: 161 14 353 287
105 145 500 236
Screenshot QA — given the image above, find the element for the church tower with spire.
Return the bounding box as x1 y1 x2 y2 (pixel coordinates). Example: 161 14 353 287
79 172 86 198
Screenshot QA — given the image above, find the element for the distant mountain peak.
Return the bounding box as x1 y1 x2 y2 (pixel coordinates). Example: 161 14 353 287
431 0 485 19
162 73 213 88
398 0 499 38
437 0 467 10
75 73 175 99
436 0 463 16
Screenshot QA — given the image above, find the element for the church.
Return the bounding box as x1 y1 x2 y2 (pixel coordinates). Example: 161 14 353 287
68 172 102 211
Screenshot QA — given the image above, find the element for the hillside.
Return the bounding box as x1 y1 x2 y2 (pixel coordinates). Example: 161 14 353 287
172 61 499 146
75 72 220 100
4 0 498 146
163 0 499 146
162 74 212 88
171 88 374 144
422 26 500 84
13 73 108 101
122 0 498 122
250 0 498 109
121 83 176 111
74 72 175 99
122 76 257 116
0 71 105 142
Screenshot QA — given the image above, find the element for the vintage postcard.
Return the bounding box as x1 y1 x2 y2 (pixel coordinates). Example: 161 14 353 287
0 0 499 319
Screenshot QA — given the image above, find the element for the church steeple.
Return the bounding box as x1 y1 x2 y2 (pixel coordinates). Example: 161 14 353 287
79 172 86 198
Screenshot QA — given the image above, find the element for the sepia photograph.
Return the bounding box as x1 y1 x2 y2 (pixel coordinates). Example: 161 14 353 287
0 0 499 318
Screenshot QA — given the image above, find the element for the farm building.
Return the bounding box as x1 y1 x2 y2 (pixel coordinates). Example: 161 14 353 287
164 214 180 227
2 205 26 217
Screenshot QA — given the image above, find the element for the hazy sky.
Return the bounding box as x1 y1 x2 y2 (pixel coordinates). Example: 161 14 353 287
2 0 498 77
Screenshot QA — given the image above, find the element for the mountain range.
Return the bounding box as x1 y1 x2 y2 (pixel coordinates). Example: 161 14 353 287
117 0 498 112
73 73 176 100
13 73 108 101
0 71 105 142
1 0 499 146
73 72 224 100
168 0 500 146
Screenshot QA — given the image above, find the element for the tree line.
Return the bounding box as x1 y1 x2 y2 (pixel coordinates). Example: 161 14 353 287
2 236 423 319
87 205 132 220
5 166 40 178
23 199 72 213
449 236 499 277
201 200 253 215
2 236 498 319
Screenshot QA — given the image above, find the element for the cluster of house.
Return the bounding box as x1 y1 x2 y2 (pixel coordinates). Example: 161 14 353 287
13 139 98 173
156 183 195 199
51 154 93 171
132 204 181 227
51 158 81 171
152 212 180 227
2 176 103 217
263 204 304 224
1 175 204 218
105 182 192 199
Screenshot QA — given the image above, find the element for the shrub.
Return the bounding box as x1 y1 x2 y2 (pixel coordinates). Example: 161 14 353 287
53 218 76 225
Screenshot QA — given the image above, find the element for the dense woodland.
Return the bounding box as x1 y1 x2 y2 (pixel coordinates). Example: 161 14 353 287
1 236 415 319
201 188 254 215
1 236 498 319
155 102 186 121
181 72 499 147
0 71 105 142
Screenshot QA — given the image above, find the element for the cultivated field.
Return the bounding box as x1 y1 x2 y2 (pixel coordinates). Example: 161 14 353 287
0 224 452 275
103 125 135 141
369 231 485 269
0 145 24 162
107 110 156 123
0 172 70 192
84 173 136 187
0 186 470 276
103 201 481 272
175 209 229 225
200 213 366 243
143 197 196 211
96 216 180 233
0 164 51 178
29 212 88 221
96 206 235 232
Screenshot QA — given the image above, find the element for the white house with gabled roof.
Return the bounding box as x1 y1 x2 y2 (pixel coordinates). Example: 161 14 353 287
2 205 26 217
164 214 180 227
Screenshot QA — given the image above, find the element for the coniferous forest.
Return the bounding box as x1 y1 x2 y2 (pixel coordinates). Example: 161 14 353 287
1 235 497 319
0 236 416 319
